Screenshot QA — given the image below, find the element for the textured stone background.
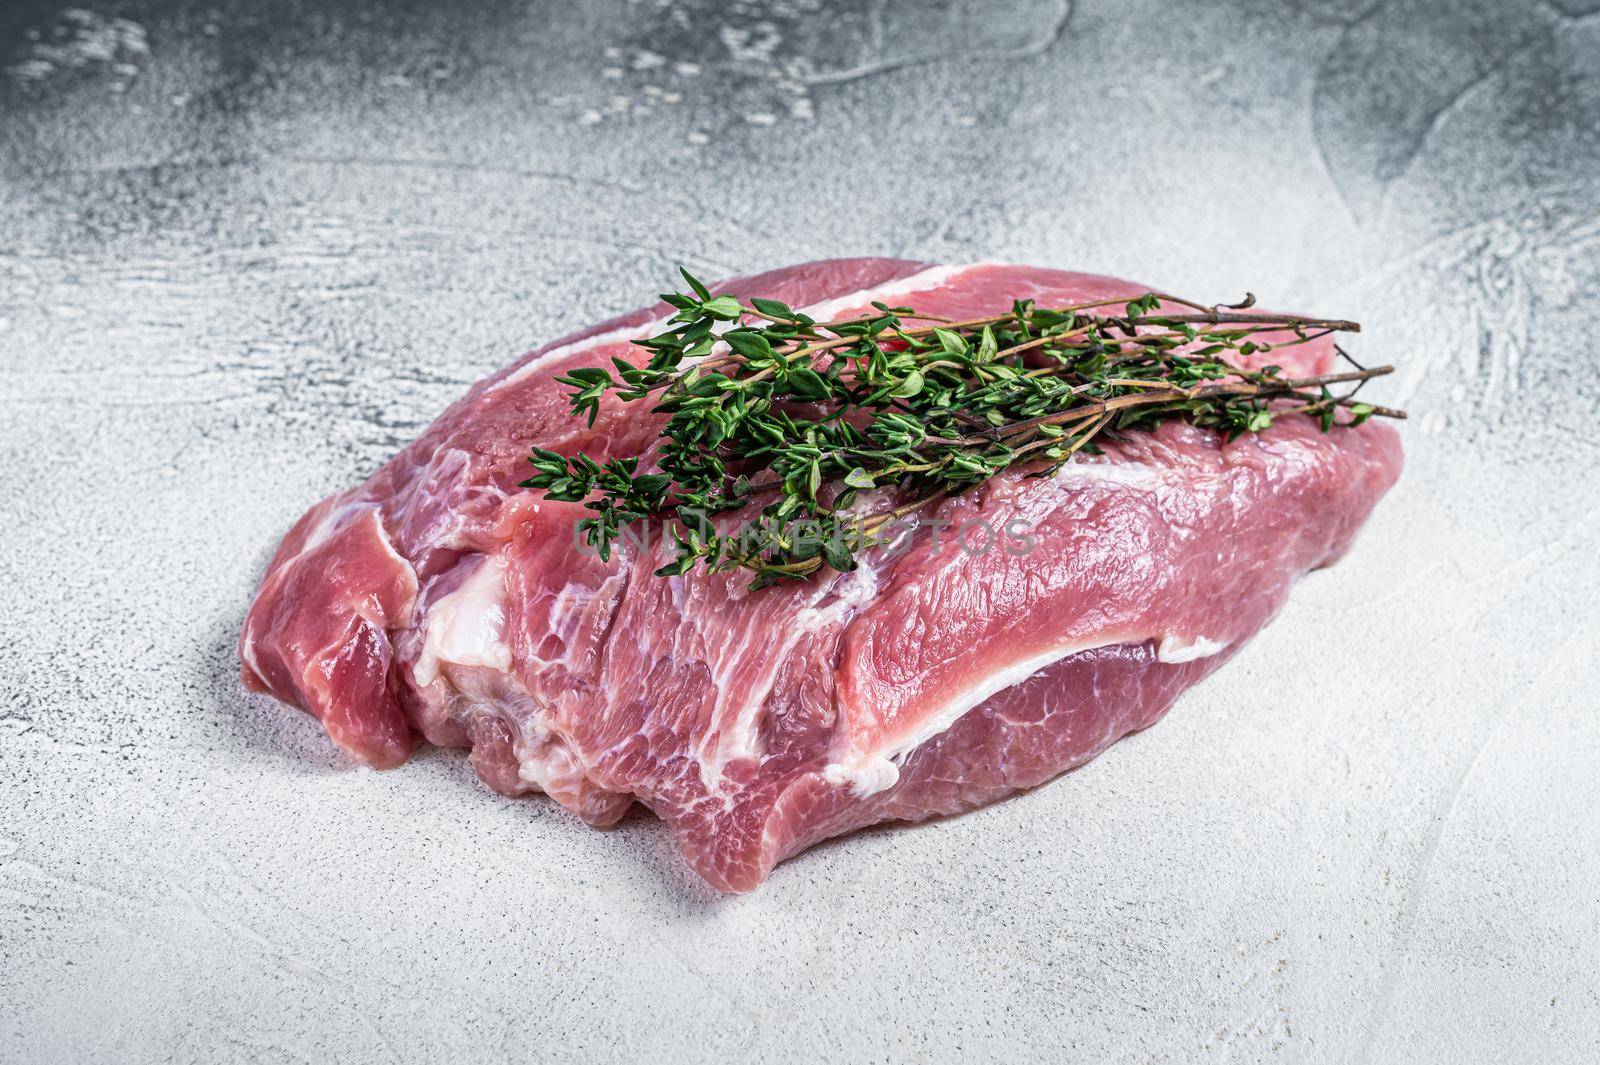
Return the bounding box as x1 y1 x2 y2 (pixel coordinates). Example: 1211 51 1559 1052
2 0 1598 1062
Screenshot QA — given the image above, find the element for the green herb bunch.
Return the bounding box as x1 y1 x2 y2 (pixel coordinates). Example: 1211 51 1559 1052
520 269 1404 588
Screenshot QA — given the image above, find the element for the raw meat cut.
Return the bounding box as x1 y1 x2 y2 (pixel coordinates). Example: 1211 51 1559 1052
239 260 1403 891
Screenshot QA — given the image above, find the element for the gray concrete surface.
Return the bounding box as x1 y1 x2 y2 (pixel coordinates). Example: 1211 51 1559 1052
2 0 1598 1061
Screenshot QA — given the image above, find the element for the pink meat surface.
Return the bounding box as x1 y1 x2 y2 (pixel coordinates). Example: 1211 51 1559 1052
240 259 1403 891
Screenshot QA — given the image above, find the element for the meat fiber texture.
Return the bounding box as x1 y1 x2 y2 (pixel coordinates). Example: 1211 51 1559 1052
239 260 1403 892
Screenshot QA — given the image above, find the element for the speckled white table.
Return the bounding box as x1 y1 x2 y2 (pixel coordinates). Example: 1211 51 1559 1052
3 1 1597 1062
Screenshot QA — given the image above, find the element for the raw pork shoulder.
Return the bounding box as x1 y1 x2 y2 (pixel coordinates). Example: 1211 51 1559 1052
240 260 1402 891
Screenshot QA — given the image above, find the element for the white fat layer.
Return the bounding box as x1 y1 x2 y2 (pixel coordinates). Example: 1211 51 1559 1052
1052 461 1164 488
489 316 675 393
703 564 881 777
303 502 351 549
824 637 1117 798
797 262 976 322
1156 634 1229 664
822 757 900 795
825 628 1230 797
240 631 265 680
413 557 512 688
288 498 363 562
489 263 980 396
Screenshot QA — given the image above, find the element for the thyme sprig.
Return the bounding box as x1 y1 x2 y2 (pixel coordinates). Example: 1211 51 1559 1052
521 269 1405 588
